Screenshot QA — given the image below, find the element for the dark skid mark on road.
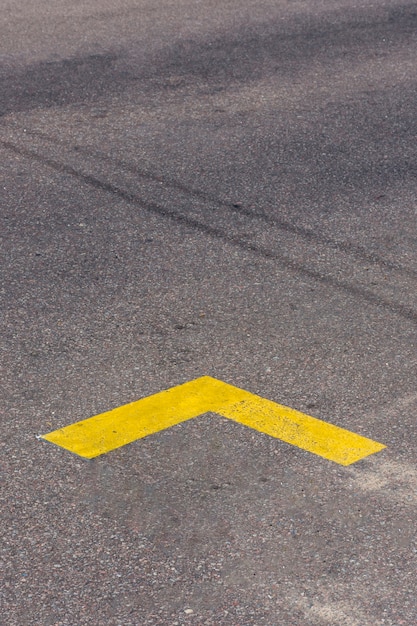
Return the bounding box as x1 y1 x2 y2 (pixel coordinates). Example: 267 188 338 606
1 3 417 116
3 138 417 327
22 126 417 282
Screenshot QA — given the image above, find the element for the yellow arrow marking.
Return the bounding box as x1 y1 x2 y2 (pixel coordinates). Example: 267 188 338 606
41 376 385 465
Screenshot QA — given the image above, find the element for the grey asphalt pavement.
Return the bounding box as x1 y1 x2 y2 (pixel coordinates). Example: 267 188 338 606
1 1 417 624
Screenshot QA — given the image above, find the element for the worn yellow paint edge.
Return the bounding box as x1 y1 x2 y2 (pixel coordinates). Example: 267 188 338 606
41 376 386 464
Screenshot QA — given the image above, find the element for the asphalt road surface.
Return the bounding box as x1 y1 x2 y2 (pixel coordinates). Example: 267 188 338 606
1 1 417 624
